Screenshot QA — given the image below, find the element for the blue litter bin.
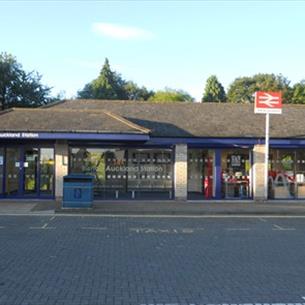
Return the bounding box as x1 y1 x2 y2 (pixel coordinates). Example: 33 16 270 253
62 174 94 208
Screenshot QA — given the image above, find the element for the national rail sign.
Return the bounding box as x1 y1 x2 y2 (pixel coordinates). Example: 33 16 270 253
254 90 282 199
254 91 282 114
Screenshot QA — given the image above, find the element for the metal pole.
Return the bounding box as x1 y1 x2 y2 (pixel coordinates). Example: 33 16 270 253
264 113 270 199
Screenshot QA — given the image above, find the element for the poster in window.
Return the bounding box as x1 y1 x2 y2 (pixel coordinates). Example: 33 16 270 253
231 155 241 167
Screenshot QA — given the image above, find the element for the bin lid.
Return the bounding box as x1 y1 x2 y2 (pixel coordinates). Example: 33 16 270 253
63 174 94 181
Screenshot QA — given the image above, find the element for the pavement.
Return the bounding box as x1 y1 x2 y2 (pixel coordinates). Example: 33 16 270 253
1 215 305 304
0 200 55 215
3 199 305 216
89 200 305 216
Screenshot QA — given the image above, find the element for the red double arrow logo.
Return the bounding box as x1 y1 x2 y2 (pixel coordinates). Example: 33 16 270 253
255 91 282 109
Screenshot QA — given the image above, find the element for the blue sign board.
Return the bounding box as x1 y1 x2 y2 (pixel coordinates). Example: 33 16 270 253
0 132 150 141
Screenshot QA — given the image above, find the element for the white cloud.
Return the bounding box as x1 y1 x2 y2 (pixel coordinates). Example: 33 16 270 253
92 22 154 40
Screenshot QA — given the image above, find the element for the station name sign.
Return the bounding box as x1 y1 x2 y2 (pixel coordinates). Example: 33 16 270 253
0 132 150 141
0 132 39 139
105 165 164 173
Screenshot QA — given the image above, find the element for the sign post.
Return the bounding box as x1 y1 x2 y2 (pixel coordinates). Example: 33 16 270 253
264 113 270 199
254 91 282 200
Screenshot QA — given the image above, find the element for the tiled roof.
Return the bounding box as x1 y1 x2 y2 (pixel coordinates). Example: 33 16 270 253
47 99 305 138
0 108 149 134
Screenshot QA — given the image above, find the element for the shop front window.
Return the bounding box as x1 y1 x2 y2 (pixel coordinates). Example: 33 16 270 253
187 149 214 200
221 149 251 199
0 148 3 195
127 149 173 199
295 150 305 199
70 148 126 199
268 149 296 199
70 147 173 200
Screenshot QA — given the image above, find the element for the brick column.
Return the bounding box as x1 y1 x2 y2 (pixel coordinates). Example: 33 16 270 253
174 144 188 200
253 144 266 200
55 140 68 200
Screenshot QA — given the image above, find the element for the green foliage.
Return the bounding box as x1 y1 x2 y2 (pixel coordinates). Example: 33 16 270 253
78 58 126 99
123 81 154 101
290 81 305 104
227 73 291 103
148 88 194 103
77 58 153 101
202 75 226 103
0 52 51 110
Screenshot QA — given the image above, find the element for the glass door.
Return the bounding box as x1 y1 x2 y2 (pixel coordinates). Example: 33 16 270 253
3 146 55 198
0 148 4 196
23 147 39 196
5 147 21 196
39 148 54 196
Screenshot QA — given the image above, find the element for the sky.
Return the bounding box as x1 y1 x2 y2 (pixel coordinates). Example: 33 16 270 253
1 0 305 101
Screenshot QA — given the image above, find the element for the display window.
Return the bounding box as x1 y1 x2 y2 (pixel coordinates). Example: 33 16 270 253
221 149 251 199
0 148 3 196
268 149 305 199
69 147 173 200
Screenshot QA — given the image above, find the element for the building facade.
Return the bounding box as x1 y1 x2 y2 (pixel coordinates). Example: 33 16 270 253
1 100 305 201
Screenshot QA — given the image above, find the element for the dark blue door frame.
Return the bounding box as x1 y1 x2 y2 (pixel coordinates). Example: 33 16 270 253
18 146 24 197
215 149 222 199
0 148 5 198
214 148 253 200
1 145 55 199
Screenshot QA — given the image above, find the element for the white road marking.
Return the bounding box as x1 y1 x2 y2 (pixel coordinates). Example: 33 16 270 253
0 226 5 229
272 224 295 231
49 216 55 221
259 217 267 222
29 227 56 230
181 228 194 233
29 223 55 230
81 227 107 231
129 228 194 234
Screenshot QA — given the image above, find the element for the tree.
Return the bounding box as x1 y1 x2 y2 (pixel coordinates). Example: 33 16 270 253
123 81 154 101
78 58 127 100
226 76 256 103
148 88 194 102
202 75 226 103
227 73 292 103
77 58 154 101
290 81 305 104
0 52 51 110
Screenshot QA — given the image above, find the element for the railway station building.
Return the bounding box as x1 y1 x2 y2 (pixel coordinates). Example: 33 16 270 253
1 99 305 201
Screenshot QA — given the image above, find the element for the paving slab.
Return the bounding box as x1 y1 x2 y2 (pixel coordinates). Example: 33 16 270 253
0 200 55 215
58 200 305 216
0 200 36 214
2 199 305 216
